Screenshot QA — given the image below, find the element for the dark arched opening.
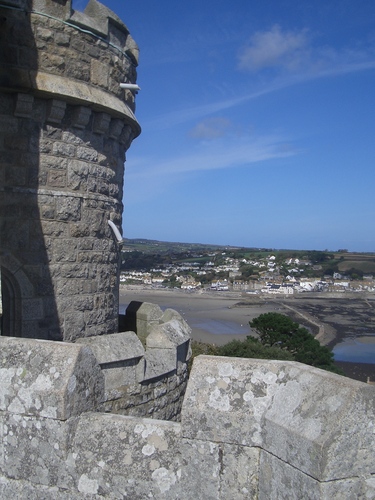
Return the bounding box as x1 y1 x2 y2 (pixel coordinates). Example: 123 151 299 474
0 267 22 337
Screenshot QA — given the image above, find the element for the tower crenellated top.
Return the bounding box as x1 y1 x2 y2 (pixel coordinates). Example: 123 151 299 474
0 0 140 134
2 0 139 65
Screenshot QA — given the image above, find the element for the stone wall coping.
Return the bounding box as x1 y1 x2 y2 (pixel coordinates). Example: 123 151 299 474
146 318 192 349
1 342 375 497
76 331 144 364
126 301 164 322
182 356 375 481
0 337 104 420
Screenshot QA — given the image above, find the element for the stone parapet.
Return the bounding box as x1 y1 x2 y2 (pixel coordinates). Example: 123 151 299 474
76 303 191 420
0 348 374 499
182 356 375 498
0 336 104 419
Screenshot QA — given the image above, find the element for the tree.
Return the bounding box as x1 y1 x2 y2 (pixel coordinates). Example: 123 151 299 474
218 337 294 361
307 251 332 264
249 313 342 374
249 313 300 348
239 264 255 279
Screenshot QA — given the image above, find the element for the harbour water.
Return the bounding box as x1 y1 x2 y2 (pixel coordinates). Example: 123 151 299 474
119 289 375 369
333 335 375 364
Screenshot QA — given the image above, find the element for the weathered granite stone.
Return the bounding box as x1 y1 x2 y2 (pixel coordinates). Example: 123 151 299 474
144 346 177 380
262 363 375 480
0 345 374 498
125 301 163 343
76 331 145 397
259 450 374 500
0 337 104 419
147 314 191 349
71 413 221 499
220 443 259 499
144 316 192 380
14 93 34 118
182 356 375 482
0 412 78 489
46 99 66 124
0 477 73 500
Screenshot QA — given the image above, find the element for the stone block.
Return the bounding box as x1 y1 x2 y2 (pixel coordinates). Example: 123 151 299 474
32 0 72 20
52 238 77 262
125 34 139 65
76 331 144 364
55 196 81 221
182 356 375 482
142 315 191 381
146 316 191 350
71 106 91 129
0 477 72 500
76 331 145 395
125 301 163 343
0 337 104 420
63 311 85 341
76 145 98 162
72 413 220 499
47 169 66 187
259 449 372 500
108 118 124 139
0 412 76 489
182 356 269 447
143 347 176 381
46 99 66 124
90 59 109 88
93 112 111 134
261 363 375 480
220 443 259 499
14 93 34 118
52 141 75 157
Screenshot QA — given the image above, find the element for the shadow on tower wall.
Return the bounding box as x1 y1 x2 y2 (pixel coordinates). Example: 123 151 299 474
0 2 60 339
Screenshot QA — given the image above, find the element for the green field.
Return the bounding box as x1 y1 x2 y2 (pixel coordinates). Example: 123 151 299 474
337 257 375 274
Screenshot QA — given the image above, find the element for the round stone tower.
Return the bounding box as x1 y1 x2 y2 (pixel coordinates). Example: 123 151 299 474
0 0 141 341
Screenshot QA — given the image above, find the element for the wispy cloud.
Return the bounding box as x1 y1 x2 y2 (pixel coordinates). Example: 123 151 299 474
143 62 375 131
143 28 375 131
125 132 298 204
189 117 233 140
129 133 296 179
237 25 375 76
238 25 309 72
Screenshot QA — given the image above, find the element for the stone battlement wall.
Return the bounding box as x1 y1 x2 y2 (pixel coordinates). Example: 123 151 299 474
79 301 191 420
0 347 374 499
0 0 140 340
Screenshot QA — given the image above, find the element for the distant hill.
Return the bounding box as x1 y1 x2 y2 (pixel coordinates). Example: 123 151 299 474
121 239 375 276
121 238 256 255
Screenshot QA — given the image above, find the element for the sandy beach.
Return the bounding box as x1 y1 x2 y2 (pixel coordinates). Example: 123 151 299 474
120 286 281 345
120 285 375 382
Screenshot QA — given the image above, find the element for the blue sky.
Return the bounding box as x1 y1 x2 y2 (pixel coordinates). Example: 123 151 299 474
78 1 375 251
